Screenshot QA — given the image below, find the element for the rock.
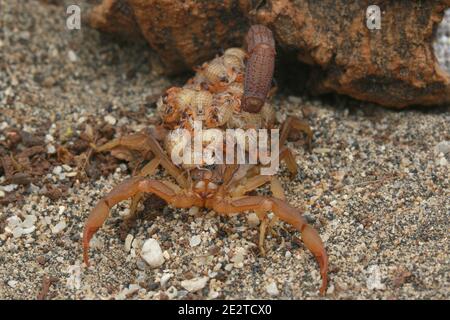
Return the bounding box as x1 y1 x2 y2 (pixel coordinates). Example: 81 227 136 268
66 265 81 290
189 235 201 247
62 165 72 172
21 215 37 228
21 226 36 235
265 281 279 296
231 247 246 264
366 265 386 290
68 50 78 62
181 276 209 292
166 286 178 299
7 280 18 288
188 206 199 216
436 141 450 155
124 234 134 252
3 184 17 192
224 263 233 271
247 213 260 227
47 144 56 154
0 190 4 197
52 166 63 175
115 284 140 299
12 227 24 238
104 115 117 125
140 239 165 268
208 289 220 299
89 0 249 74
89 0 450 107
6 216 22 228
51 221 67 234
160 273 173 288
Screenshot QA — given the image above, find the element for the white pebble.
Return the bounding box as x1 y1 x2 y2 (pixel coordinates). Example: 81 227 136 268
436 141 450 154
231 247 246 264
7 216 22 228
166 286 178 299
52 220 67 234
439 157 448 166
265 281 279 296
47 144 56 154
66 265 81 290
7 280 18 288
140 239 165 268
189 206 199 216
12 227 24 238
189 235 201 247
124 234 134 252
22 226 36 235
224 263 233 271
66 172 78 177
52 166 63 175
62 165 72 172
366 265 386 290
68 50 78 62
58 206 66 215
247 213 260 227
160 273 173 288
45 134 54 143
3 184 17 192
181 276 209 292
0 190 5 197
104 115 117 125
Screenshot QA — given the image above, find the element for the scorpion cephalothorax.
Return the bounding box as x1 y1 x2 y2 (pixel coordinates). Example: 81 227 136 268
83 25 328 295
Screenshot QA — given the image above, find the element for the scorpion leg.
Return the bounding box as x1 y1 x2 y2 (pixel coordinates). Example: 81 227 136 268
280 116 313 150
96 133 187 187
227 175 286 255
279 146 298 178
212 195 328 295
83 176 198 266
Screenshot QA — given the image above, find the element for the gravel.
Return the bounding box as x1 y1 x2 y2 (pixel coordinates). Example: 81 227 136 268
0 1 449 300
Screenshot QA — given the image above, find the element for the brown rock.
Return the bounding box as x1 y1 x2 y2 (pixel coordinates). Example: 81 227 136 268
88 0 450 107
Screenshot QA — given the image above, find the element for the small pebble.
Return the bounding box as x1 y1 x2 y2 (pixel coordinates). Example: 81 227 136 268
68 50 78 62
52 166 62 175
166 286 178 299
435 141 450 154
47 145 56 154
366 265 386 290
160 273 173 288
247 213 260 227
7 280 18 288
181 276 209 292
124 234 134 252
104 115 117 125
265 281 279 296
189 235 201 247
51 221 67 234
140 239 165 268
3 184 17 192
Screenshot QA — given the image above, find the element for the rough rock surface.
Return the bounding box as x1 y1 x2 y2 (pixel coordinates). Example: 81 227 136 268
89 0 450 108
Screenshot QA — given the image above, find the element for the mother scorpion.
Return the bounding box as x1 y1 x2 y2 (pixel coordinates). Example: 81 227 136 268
83 25 329 295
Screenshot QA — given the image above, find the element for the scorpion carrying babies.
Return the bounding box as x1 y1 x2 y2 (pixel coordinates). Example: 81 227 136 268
83 25 328 295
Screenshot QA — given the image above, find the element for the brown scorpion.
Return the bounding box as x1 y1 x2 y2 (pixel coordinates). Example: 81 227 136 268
83 25 328 295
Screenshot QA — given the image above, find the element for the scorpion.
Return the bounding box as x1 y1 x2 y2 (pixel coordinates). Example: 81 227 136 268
83 25 329 295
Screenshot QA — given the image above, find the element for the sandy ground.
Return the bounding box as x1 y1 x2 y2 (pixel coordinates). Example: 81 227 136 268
0 1 449 300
